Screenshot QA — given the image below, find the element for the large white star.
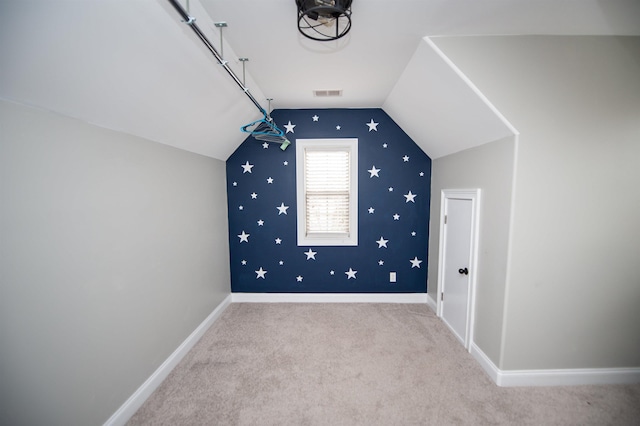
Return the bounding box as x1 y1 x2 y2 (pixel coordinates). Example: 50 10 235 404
304 249 317 260
368 166 380 178
241 161 254 174
284 120 296 133
404 191 417 203
277 202 289 215
366 119 379 132
255 267 267 279
238 231 250 243
376 237 389 248
410 257 423 268
345 268 357 279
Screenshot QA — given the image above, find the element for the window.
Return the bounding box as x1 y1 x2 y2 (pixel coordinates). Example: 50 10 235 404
296 138 358 246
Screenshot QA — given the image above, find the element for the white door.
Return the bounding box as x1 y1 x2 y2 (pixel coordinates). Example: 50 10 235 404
438 190 479 349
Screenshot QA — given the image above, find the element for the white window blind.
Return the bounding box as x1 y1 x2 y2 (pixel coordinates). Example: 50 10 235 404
296 138 358 246
304 149 350 235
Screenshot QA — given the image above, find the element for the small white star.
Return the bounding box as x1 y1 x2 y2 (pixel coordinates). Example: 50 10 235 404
238 205 244 210
312 115 319 122
257 219 264 226
336 125 341 130
241 161 254 174
393 214 400 220
330 270 335 275
411 231 417 237
366 119 379 131
238 231 250 243
368 166 380 178
388 187 394 192
410 257 423 268
419 172 425 177
284 121 296 133
232 181 238 186
255 267 267 279
404 191 417 203
267 177 274 184
283 161 289 166
279 260 284 265
376 237 389 248
378 260 384 266
250 192 258 199
304 249 317 260
296 275 303 282
241 260 247 265
277 202 289 215
345 268 357 279
403 155 410 162
275 238 282 244
262 142 269 149
368 207 375 214
383 143 388 148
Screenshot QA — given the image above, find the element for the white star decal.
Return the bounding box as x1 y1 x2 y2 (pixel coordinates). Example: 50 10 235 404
336 125 341 130
238 205 244 210
378 260 384 266
388 187 394 192
403 155 410 162
275 238 282 244
404 191 417 203
393 214 400 220
262 142 269 149
312 115 319 122
257 219 264 226
284 121 296 133
376 237 389 248
368 207 375 214
383 143 388 148
368 166 380 178
296 275 303 282
411 231 417 236
283 161 289 166
241 260 247 265
366 119 379 131
304 249 317 260
345 268 357 279
330 270 335 275
232 181 238 186
419 172 425 177
238 231 250 243
250 192 258 199
279 260 284 265
241 161 254 173
277 202 289 215
410 257 423 268
255 267 267 279
267 177 274 184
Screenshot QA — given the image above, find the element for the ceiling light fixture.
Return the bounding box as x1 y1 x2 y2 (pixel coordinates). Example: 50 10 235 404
296 0 353 41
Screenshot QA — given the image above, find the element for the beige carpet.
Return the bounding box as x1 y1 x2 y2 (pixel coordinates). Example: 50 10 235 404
128 303 640 425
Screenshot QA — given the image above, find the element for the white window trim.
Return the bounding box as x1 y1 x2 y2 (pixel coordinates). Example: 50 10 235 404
296 138 358 246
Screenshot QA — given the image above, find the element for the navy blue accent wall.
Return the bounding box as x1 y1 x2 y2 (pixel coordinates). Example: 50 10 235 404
226 108 431 293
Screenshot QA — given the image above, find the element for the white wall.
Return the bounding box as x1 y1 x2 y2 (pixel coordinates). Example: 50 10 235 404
428 135 516 363
0 100 231 425
434 36 640 370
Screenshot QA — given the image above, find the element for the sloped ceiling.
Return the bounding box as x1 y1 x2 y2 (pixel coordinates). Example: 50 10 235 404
1 1 639 160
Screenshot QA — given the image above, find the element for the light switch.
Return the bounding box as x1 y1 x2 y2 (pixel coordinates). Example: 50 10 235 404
389 272 396 283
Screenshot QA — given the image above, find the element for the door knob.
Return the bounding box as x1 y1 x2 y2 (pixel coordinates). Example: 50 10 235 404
458 267 469 275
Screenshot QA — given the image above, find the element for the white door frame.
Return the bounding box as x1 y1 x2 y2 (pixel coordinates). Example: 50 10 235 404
436 189 481 351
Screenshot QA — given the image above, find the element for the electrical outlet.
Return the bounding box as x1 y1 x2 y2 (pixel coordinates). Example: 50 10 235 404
389 272 396 283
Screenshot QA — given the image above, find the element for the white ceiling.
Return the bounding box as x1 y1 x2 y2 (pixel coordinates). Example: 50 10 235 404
1 1 639 160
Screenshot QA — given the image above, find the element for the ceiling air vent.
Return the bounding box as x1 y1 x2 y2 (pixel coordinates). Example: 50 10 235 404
314 89 343 97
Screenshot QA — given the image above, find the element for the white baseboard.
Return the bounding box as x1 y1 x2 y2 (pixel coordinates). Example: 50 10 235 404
470 342 640 387
426 294 437 312
104 294 232 426
231 292 428 304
